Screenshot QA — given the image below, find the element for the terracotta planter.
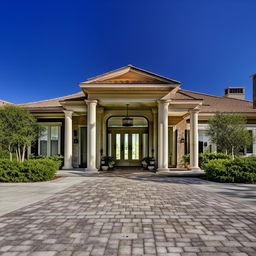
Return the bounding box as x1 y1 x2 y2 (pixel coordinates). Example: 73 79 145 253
184 162 190 169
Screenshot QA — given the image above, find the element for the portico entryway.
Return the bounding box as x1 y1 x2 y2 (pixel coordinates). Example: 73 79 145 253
61 65 202 171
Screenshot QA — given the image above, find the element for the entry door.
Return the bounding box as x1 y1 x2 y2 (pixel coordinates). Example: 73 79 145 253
111 130 143 166
80 127 87 167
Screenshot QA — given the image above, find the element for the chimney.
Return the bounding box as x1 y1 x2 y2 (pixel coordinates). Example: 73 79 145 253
252 74 256 108
224 87 245 100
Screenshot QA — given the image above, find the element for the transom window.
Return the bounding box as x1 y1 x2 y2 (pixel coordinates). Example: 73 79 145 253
108 116 148 127
38 124 61 156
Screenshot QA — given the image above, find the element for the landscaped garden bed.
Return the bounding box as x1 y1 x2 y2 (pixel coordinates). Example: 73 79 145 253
203 157 256 183
183 152 256 183
0 158 60 182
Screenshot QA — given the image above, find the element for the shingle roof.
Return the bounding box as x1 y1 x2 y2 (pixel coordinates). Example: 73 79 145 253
177 89 256 113
19 92 85 111
0 100 12 106
13 88 256 114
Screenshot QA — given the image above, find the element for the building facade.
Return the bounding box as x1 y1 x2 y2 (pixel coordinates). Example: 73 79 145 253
8 65 256 171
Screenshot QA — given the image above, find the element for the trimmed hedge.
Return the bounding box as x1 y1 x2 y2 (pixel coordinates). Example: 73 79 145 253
0 159 58 182
183 152 231 168
29 155 64 170
0 149 9 159
204 157 256 183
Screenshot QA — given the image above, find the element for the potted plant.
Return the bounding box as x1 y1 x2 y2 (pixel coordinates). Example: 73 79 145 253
182 154 190 169
101 165 109 171
148 157 155 171
148 166 155 171
142 157 150 168
101 156 115 170
149 157 155 166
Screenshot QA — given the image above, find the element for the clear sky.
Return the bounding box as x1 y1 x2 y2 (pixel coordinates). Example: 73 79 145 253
0 0 256 103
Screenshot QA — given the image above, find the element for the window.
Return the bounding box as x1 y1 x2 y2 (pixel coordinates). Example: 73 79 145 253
115 133 121 160
38 125 61 156
108 116 148 127
132 133 139 160
198 130 211 153
246 130 253 154
229 88 243 94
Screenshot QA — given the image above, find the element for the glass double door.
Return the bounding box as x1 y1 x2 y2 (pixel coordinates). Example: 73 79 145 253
109 128 148 167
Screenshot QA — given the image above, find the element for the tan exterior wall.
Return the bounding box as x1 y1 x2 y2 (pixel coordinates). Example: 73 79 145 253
175 119 187 168
72 115 87 167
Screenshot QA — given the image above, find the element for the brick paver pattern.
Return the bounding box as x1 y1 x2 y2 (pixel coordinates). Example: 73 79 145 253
0 176 256 256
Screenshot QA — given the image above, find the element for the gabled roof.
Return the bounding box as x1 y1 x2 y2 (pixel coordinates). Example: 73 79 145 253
7 65 256 114
80 65 181 85
18 88 256 114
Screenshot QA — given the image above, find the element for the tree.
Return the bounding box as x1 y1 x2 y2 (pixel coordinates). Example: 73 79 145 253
207 113 252 159
0 105 41 162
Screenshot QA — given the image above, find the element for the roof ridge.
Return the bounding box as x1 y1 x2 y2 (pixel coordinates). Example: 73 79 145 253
176 90 201 100
83 65 181 84
19 91 83 105
180 89 252 103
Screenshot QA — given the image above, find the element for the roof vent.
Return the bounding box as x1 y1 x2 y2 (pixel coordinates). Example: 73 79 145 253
224 87 245 100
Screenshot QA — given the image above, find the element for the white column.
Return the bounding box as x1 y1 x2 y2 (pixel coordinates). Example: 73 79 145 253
96 107 104 168
189 112 194 168
157 101 169 171
63 110 73 169
86 100 98 172
190 109 199 169
152 108 158 159
158 103 163 169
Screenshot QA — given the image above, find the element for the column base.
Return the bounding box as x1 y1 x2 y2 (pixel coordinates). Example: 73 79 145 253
62 166 73 170
157 168 169 172
85 168 98 173
189 167 201 171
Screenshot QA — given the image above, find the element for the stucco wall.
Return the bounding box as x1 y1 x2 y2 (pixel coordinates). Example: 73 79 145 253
174 118 187 168
72 115 87 167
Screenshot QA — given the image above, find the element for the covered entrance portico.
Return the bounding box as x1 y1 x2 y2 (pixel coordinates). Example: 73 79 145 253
60 65 202 172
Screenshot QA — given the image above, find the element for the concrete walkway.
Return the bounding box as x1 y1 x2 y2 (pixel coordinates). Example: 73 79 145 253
0 176 84 216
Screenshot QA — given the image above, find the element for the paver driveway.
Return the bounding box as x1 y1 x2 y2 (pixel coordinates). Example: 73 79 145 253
0 176 256 256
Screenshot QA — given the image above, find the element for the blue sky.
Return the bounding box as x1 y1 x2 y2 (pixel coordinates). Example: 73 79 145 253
0 0 256 103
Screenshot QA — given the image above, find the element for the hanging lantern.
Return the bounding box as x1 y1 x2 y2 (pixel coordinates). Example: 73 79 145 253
122 104 133 127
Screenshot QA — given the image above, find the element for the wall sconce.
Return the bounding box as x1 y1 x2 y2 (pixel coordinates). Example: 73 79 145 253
73 130 78 144
180 138 185 143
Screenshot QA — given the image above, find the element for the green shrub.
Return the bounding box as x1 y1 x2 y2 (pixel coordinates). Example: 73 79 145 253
0 159 58 182
199 152 231 168
0 160 22 182
203 159 231 182
232 157 256 173
29 154 64 170
0 149 9 159
182 152 231 168
182 154 190 163
204 158 256 183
